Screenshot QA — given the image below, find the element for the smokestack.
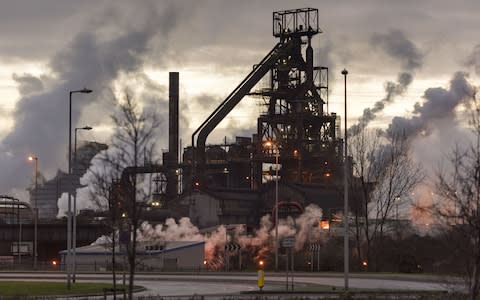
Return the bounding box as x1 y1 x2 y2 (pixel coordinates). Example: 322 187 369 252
166 72 179 199
169 72 179 165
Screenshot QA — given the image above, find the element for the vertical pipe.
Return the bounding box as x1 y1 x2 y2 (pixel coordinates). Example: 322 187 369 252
274 149 279 271
169 72 179 166
341 68 349 291
306 38 313 82
168 72 179 199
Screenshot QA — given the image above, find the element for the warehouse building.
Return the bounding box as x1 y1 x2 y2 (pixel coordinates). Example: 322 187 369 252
59 240 205 271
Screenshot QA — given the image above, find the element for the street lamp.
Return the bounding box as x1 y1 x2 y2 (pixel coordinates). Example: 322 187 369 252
28 155 38 270
72 125 92 282
341 68 349 291
67 88 92 289
264 140 279 271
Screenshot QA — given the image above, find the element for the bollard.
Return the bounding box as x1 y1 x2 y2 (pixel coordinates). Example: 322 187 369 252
257 269 265 291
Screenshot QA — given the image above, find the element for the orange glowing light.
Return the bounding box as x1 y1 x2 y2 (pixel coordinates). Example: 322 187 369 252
324 172 331 177
203 260 207 265
259 260 264 266
52 260 58 266
362 261 368 267
320 220 330 230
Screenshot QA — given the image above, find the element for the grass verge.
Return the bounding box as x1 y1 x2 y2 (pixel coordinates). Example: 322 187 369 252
0 281 122 297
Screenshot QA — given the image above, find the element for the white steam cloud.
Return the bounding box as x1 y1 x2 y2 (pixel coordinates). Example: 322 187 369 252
97 204 325 266
0 3 184 213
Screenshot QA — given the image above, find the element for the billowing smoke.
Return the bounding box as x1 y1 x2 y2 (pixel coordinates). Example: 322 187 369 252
12 73 44 96
0 3 182 204
387 71 476 139
140 217 227 262
465 44 480 75
349 30 423 135
128 204 325 266
371 30 422 70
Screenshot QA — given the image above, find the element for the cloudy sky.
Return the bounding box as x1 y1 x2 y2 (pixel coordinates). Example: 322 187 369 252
0 0 479 204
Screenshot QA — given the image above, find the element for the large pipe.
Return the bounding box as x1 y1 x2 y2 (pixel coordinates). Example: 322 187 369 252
169 72 179 166
167 72 179 199
306 37 313 82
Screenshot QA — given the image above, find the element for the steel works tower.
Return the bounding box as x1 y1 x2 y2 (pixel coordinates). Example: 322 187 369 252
182 8 344 227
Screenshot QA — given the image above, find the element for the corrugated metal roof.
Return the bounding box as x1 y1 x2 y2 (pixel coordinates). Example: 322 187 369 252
59 240 205 255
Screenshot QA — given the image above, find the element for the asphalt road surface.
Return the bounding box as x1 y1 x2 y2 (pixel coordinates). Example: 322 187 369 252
0 272 462 297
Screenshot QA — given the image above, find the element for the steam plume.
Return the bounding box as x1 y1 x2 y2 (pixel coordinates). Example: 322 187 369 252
349 30 423 135
465 44 480 75
0 3 180 206
134 204 324 266
387 72 476 139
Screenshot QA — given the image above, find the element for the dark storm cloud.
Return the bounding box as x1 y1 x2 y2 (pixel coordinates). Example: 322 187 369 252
0 2 183 193
387 72 476 138
0 0 107 60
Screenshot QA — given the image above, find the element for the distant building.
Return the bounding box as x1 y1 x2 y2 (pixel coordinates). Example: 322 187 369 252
59 240 205 271
30 142 107 220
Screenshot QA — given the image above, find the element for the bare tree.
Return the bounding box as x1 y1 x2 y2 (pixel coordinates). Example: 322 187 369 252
431 93 480 299
349 128 423 271
87 91 160 299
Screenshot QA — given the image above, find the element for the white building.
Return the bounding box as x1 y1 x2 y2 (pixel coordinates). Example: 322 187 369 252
59 240 205 271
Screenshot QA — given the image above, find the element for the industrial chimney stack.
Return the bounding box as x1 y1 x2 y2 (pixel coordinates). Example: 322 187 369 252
166 72 179 200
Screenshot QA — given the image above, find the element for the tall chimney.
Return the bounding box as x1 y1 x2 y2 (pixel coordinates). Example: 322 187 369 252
166 72 179 200
169 72 179 165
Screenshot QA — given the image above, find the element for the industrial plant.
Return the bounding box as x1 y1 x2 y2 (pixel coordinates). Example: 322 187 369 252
0 8 348 269
126 7 345 228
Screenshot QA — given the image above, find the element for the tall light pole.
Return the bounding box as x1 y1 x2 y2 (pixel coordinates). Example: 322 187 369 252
264 141 279 271
72 125 92 282
67 88 91 289
28 155 38 270
341 68 349 291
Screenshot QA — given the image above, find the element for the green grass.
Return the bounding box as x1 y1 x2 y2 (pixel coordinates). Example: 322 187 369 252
0 281 122 297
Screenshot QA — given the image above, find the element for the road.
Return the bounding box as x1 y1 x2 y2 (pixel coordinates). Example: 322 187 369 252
0 272 462 297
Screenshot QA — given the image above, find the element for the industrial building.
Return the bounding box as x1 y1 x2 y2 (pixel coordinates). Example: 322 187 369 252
1 8 348 266
116 8 347 229
59 241 205 271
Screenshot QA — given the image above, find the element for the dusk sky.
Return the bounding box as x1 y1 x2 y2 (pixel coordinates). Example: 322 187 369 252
0 0 479 208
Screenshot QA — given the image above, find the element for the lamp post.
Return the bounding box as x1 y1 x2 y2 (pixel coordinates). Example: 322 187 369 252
67 88 92 289
264 141 279 271
72 125 92 282
341 68 349 291
28 155 38 270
